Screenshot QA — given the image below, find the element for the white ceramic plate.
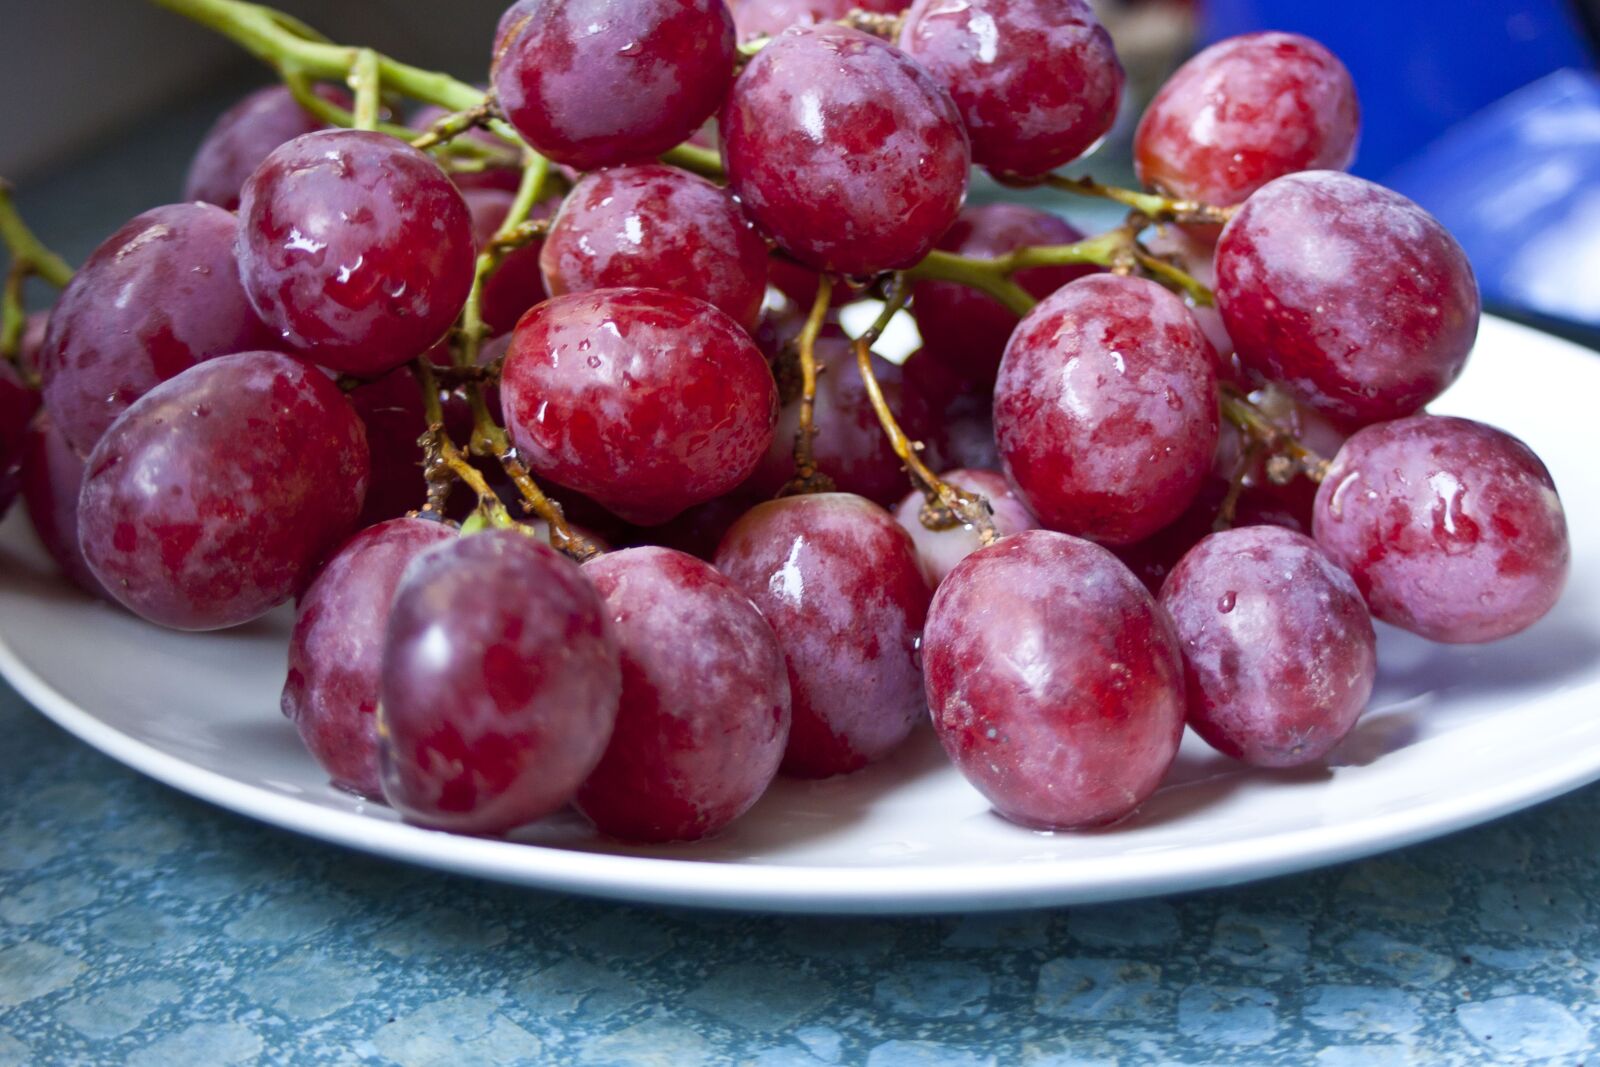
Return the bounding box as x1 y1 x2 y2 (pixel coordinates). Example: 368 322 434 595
2 314 1597 914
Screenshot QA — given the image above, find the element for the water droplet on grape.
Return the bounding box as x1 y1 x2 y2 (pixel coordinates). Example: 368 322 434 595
1217 591 1237 613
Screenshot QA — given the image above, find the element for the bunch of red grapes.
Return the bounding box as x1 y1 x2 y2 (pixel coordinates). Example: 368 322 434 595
0 0 1572 840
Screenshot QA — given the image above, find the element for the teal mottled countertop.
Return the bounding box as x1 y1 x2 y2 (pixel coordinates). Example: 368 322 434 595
2 677 1599 1065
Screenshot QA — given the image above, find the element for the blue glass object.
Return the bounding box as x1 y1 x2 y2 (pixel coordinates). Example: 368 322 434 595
1199 0 1594 179
1387 69 1600 334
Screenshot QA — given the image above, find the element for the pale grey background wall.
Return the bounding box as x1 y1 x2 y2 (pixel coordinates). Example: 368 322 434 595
0 0 511 180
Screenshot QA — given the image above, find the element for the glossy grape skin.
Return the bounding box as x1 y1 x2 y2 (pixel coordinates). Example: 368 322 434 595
715 494 932 778
345 367 430 527
721 25 971 275
894 468 1038 586
899 0 1122 178
1160 526 1375 768
912 204 1093 384
236 130 476 376
40 203 275 455
463 187 559 336
924 529 1185 829
283 518 457 798
500 288 778 525
541 164 768 331
576 547 790 841
78 352 369 631
0 361 39 517
1134 32 1359 209
19 412 105 598
994 274 1219 544
1215 171 1480 426
492 0 736 171
746 328 945 506
733 0 905 41
379 529 621 834
1312 416 1569 644
184 84 348 210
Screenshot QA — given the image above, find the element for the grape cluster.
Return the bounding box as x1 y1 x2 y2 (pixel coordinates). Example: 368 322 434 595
0 0 1572 841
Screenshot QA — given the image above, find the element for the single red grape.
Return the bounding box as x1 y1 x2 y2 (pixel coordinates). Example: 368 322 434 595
1135 32 1359 209
1215 171 1479 426
745 327 945 506
500 288 778 525
721 24 970 275
715 493 931 778
379 528 621 834
577 547 790 841
283 517 458 798
492 0 736 170
184 84 349 211
78 351 369 631
236 130 476 376
733 0 905 41
1312 415 1569 644
994 274 1219 544
899 0 1123 178
1 363 41 521
19 411 105 598
894 468 1038 586
912 204 1094 384
40 203 275 455
541 164 768 330
345 367 430 526
462 186 560 336
923 529 1185 829
1160 526 1375 767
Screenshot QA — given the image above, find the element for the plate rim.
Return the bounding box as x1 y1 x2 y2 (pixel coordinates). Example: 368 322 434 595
3 313 1597 915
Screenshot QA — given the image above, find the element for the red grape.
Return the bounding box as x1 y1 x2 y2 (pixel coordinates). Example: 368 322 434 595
462 186 560 336
185 84 348 211
1 362 41 521
994 274 1219 544
40 203 274 455
345 367 430 526
283 517 457 798
78 351 369 631
911 204 1093 384
379 528 621 834
899 0 1122 178
923 529 1185 829
715 493 931 777
500 288 778 525
492 0 736 171
1160 526 1375 767
1215 171 1479 426
540 164 768 331
236 130 476 376
894 468 1038 586
746 327 945 506
17 311 49 381
577 547 790 841
1312 415 1569 644
1135 32 1359 210
721 24 970 275
19 411 105 598
734 0 906 41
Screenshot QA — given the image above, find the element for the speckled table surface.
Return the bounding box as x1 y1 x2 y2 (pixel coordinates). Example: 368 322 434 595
2 677 1599 1067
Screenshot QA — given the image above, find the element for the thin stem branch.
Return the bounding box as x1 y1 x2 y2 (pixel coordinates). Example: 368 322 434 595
0 182 72 288
1042 174 1235 227
853 336 998 542
660 141 723 179
782 276 836 496
1220 388 1330 484
350 48 381 130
